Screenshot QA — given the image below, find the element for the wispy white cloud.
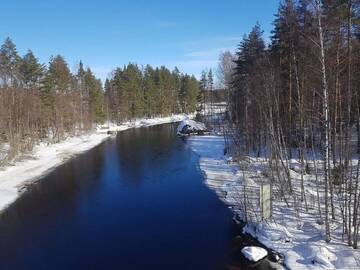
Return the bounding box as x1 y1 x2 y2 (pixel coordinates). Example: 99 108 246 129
176 45 237 75
169 36 239 76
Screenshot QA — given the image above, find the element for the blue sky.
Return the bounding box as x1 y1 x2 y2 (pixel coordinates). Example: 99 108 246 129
0 0 280 81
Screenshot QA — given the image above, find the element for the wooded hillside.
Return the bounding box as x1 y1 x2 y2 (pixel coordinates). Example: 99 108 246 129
0 39 199 163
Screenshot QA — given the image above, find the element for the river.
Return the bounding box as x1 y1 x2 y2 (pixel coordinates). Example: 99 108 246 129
0 123 282 270
0 123 239 270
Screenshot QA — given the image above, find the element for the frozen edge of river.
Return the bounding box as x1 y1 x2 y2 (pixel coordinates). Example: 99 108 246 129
187 135 360 270
0 114 192 214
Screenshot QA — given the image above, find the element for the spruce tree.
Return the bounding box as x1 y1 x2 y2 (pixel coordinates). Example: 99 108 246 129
19 50 44 88
43 55 72 93
85 68 105 123
0 37 21 87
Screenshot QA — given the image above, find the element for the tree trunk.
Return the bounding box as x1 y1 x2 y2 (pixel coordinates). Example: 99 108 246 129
316 0 331 243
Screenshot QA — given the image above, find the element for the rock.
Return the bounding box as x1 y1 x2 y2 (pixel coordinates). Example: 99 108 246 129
226 157 233 164
176 120 207 136
268 251 282 263
241 246 268 262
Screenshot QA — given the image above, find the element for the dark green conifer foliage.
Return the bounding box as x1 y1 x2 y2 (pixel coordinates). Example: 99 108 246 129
0 37 21 86
43 55 72 93
19 50 44 88
85 68 105 123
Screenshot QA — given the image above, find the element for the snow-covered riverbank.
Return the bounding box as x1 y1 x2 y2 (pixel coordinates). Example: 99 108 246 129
0 114 191 213
187 135 360 270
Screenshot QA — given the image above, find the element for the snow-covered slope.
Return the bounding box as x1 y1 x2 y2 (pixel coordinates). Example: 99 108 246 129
187 135 360 270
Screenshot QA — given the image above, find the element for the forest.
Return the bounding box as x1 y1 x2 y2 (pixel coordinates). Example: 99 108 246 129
217 0 360 249
0 38 199 164
1 0 360 262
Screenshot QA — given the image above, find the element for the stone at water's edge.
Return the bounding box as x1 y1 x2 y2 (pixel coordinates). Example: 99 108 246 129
176 119 207 135
241 246 268 262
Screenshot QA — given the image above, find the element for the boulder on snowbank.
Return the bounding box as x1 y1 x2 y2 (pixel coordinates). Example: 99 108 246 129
177 119 207 136
241 246 268 262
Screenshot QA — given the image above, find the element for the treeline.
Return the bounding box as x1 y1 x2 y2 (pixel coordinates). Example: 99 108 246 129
227 0 360 247
105 64 199 122
0 38 199 163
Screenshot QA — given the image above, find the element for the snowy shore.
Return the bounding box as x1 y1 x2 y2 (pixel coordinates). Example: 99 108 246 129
0 114 191 213
188 135 360 270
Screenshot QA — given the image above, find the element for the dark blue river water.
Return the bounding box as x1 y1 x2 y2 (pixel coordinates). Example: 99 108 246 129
0 123 236 270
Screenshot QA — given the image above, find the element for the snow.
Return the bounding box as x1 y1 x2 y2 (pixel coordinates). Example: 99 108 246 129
202 102 227 115
0 143 10 164
313 247 337 269
0 113 192 213
176 119 206 135
187 135 360 270
241 246 268 262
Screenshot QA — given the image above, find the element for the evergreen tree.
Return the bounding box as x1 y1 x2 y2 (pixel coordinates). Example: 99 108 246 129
75 61 88 125
76 61 86 92
104 78 113 120
84 68 105 123
158 66 173 115
200 70 208 91
233 23 265 124
124 63 144 118
198 70 208 114
187 76 200 113
106 63 199 119
207 69 214 91
43 55 72 93
0 37 20 87
172 67 182 113
180 74 199 113
143 65 157 117
19 50 44 88
41 55 72 136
